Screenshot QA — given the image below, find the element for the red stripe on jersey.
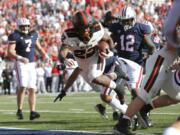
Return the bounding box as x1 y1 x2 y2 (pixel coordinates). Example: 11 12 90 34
103 87 109 96
80 11 88 26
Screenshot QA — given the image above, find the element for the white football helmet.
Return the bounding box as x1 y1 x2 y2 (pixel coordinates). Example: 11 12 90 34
143 20 154 33
118 6 136 31
17 18 30 34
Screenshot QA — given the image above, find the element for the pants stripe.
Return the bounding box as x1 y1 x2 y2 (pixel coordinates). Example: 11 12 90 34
15 61 21 86
136 66 143 91
144 55 164 92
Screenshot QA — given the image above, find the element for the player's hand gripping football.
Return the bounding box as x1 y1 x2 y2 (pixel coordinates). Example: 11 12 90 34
54 90 66 102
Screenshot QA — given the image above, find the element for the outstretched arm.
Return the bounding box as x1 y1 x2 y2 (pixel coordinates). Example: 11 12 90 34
54 67 82 102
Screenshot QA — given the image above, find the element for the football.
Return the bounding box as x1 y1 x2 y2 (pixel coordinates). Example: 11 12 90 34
97 40 109 53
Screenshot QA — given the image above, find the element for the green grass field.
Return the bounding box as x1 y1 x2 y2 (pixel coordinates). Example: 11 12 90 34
0 92 179 134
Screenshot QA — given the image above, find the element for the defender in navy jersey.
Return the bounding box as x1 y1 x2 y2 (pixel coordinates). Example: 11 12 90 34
107 6 156 127
8 18 50 121
108 6 156 66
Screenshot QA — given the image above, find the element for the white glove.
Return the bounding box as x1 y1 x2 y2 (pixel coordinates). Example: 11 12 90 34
99 49 114 59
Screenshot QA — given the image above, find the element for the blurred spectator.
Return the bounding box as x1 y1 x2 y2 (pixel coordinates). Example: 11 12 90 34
0 57 4 93
51 62 60 93
36 62 46 94
2 64 13 95
44 62 53 93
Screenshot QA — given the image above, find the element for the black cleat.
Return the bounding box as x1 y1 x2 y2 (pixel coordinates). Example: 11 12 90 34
139 109 153 127
113 111 120 121
16 110 24 120
30 111 40 120
95 104 108 119
136 111 148 129
113 118 134 135
131 116 138 131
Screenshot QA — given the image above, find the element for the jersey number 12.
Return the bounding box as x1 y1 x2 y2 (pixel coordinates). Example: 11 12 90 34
120 35 135 52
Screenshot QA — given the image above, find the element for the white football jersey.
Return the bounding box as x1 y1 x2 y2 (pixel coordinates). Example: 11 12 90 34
62 22 105 59
61 22 108 83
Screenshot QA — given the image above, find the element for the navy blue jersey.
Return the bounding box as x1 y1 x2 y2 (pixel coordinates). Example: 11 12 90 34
108 22 151 65
8 30 38 62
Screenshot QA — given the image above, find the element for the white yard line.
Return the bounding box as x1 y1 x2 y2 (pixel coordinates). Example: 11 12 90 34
0 109 179 115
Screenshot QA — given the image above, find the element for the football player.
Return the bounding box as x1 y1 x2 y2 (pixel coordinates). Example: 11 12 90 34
106 6 156 127
95 56 143 121
54 11 128 102
113 1 180 135
108 6 156 66
8 18 51 120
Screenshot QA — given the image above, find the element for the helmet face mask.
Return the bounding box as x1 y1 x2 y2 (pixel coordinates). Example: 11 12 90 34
78 27 91 42
72 11 93 42
119 6 136 31
121 18 135 31
19 25 30 34
17 18 30 34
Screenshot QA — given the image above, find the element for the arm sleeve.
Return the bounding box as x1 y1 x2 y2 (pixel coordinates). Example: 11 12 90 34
140 23 151 35
164 0 180 48
8 33 16 43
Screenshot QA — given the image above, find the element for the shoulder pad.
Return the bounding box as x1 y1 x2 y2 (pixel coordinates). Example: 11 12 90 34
136 23 151 35
29 29 37 34
88 23 105 47
61 28 80 47
14 30 21 34
64 28 78 38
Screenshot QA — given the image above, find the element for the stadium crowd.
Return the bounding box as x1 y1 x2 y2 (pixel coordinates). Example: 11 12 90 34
0 0 172 94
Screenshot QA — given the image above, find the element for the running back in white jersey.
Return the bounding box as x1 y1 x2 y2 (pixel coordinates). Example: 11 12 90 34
61 22 109 83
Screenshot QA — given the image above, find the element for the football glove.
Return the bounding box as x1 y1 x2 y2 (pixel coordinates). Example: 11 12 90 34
54 90 66 102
